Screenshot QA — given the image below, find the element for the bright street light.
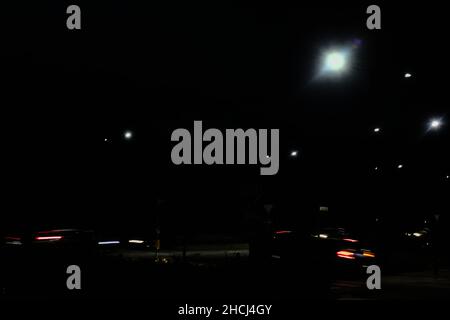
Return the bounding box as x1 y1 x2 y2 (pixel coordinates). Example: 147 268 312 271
317 47 353 79
429 119 442 129
124 130 133 140
324 52 346 72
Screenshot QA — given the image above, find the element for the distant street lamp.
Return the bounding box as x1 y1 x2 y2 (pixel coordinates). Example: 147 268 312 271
321 50 350 76
124 130 133 140
429 119 442 130
324 52 346 72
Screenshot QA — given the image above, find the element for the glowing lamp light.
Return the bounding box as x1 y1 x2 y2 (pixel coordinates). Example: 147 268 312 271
124 131 133 139
431 120 440 128
318 47 353 78
429 119 442 130
324 51 346 72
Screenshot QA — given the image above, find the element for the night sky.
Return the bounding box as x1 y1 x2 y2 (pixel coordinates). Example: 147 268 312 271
1 2 448 235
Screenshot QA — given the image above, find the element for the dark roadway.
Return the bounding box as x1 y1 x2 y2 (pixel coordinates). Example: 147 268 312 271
3 244 450 300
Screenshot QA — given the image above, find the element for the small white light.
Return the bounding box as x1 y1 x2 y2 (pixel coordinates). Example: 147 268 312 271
98 241 120 245
319 234 328 239
325 52 346 72
374 128 380 133
398 164 403 169
129 239 144 244
104 138 108 142
404 73 412 78
375 167 379 171
430 120 442 129
413 232 422 237
124 131 133 139
290 151 298 157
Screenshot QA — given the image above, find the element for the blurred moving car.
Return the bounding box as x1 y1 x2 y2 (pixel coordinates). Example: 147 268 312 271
312 227 376 270
2 228 96 252
1 228 97 295
272 227 376 278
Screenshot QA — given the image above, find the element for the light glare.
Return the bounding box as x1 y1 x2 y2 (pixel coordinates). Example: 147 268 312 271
35 236 63 241
324 52 346 72
129 239 144 244
98 241 120 245
124 131 133 139
430 120 441 129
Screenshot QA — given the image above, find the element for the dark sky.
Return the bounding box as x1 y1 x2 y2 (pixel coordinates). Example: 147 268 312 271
1 1 448 232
